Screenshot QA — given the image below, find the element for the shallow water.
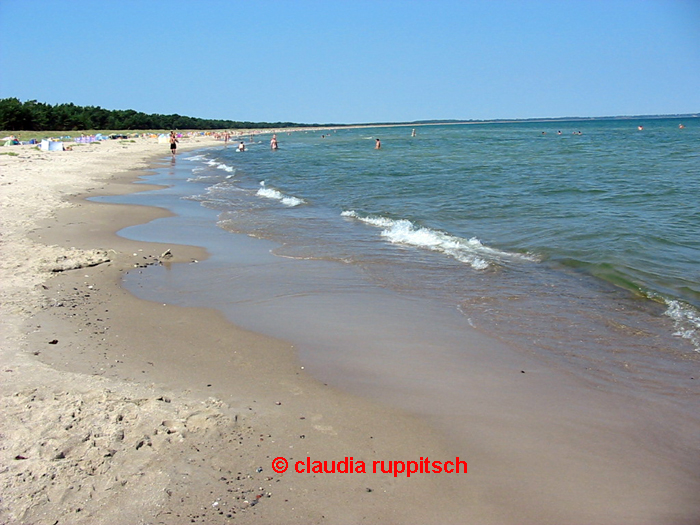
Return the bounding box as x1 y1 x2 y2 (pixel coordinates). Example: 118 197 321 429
98 120 700 521
103 119 700 402
166 122 700 390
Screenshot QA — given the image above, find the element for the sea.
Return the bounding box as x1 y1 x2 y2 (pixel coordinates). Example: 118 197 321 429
101 117 700 518
110 118 700 397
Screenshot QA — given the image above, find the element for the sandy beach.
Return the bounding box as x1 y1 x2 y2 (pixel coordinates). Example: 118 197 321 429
2 133 699 525
0 136 484 524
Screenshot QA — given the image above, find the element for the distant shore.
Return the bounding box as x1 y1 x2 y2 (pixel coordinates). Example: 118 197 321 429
3 111 696 143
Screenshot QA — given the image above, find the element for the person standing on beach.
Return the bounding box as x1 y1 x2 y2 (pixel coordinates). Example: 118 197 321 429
375 138 381 149
169 131 178 156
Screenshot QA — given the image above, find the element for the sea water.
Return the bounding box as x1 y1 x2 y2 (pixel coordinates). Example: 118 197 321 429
107 118 700 518
115 119 700 397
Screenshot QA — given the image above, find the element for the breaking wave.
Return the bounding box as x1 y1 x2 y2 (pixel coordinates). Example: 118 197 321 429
341 210 535 270
256 181 305 207
664 299 700 351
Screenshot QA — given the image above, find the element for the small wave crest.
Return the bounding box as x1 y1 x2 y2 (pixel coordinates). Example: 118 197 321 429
183 154 208 162
256 181 305 207
204 159 235 173
187 170 235 184
664 299 700 351
342 211 532 270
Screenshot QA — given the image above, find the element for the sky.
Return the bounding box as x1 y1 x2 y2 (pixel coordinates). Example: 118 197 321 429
1 0 699 124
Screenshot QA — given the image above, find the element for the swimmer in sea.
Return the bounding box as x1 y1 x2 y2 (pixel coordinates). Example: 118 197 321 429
237 141 246 151
270 134 278 150
375 138 381 149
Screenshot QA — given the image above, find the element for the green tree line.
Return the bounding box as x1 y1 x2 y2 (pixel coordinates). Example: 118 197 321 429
0 98 309 131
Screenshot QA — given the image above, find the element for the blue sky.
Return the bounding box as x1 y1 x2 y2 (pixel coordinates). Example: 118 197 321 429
1 0 698 124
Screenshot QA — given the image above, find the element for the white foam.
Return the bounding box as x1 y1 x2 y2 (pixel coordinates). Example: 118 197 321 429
256 181 305 207
193 158 236 175
217 163 235 173
664 299 700 350
342 210 534 270
204 159 235 172
184 154 208 162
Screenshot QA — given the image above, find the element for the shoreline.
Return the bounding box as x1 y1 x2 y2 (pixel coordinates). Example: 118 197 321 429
0 136 482 524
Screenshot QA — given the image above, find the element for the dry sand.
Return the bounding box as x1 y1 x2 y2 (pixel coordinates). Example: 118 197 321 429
0 136 485 524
